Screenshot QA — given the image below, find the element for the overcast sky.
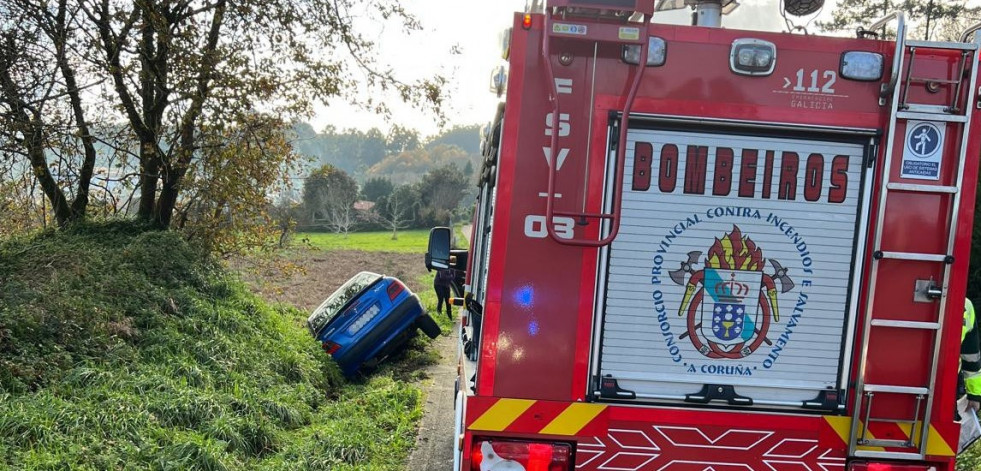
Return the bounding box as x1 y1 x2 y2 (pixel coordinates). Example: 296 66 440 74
310 0 839 139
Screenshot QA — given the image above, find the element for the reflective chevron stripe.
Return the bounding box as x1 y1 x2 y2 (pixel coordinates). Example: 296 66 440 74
469 399 607 436
823 416 955 457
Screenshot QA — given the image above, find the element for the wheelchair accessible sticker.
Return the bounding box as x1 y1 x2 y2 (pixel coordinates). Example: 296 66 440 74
901 120 944 180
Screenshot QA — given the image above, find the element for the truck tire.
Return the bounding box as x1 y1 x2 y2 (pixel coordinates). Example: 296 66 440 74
417 314 442 339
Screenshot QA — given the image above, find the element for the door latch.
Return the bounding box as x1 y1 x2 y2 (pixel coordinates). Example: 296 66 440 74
913 279 943 303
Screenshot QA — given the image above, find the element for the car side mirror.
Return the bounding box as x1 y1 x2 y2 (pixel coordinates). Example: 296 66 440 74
426 227 452 270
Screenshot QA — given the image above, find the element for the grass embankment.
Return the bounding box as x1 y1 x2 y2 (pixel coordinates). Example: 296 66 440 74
0 223 424 470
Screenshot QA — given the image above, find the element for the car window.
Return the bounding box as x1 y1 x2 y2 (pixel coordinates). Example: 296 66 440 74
307 271 382 336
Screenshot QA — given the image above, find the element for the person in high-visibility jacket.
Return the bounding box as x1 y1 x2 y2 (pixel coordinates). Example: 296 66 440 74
963 298 981 412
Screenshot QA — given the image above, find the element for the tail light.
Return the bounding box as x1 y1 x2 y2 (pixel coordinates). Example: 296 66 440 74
471 438 573 471
847 463 936 471
387 280 405 300
321 341 341 355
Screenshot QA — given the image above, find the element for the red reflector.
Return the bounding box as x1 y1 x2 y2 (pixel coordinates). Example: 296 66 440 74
848 463 934 471
386 281 405 300
522 14 533 29
322 341 341 355
471 438 572 471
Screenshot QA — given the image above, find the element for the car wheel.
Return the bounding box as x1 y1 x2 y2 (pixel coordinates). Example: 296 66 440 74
416 314 442 339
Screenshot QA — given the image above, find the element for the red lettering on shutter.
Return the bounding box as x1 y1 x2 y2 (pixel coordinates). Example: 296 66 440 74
713 147 733 196
828 155 849 203
778 152 799 200
684 145 708 194
804 153 824 202
738 149 758 198
762 150 774 199
632 142 653 191
659 144 678 193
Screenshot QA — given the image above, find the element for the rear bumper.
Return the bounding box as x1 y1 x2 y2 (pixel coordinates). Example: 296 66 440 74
333 295 423 374
458 395 958 471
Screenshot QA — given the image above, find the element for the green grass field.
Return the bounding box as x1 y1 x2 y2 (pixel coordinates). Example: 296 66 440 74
298 230 430 253
298 226 470 253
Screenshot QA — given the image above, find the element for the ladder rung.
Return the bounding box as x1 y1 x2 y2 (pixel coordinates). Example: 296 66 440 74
866 417 918 424
876 251 948 262
886 183 959 194
906 77 961 85
905 104 953 114
897 110 968 123
871 319 940 330
864 384 929 395
853 450 924 460
907 39 979 51
859 438 915 448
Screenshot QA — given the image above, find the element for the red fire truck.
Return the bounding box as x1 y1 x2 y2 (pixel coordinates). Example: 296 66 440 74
426 1 981 469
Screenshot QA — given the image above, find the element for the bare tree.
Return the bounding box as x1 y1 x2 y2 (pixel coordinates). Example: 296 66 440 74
302 164 358 230
369 184 418 240
0 0 100 227
270 186 300 248
324 204 359 237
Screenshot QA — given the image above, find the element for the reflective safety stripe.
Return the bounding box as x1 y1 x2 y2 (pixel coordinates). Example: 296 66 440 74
823 416 955 456
966 372 981 396
964 353 981 362
964 298 976 341
538 403 606 436
468 399 608 436
469 399 535 432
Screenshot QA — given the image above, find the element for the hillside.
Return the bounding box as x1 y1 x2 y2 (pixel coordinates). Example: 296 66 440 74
0 223 425 470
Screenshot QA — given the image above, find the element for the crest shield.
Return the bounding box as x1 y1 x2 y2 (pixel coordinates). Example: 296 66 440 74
700 268 763 347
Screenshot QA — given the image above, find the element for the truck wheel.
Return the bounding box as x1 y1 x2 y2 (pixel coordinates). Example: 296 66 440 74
417 314 442 339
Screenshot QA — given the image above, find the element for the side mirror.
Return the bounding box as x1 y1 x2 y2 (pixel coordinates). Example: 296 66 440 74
426 227 452 270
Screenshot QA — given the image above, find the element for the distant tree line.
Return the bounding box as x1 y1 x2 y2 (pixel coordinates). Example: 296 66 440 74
290 160 472 241
291 123 480 184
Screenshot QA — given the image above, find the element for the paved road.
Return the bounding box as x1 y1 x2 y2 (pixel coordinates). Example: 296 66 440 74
406 224 470 470
405 328 457 470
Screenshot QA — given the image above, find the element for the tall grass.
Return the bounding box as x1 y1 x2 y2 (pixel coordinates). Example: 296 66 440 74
0 222 425 469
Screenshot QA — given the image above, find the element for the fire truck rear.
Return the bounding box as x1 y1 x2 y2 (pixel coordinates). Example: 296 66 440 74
426 1 981 469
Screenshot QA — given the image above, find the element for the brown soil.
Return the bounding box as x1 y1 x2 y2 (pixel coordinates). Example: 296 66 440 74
231 248 431 312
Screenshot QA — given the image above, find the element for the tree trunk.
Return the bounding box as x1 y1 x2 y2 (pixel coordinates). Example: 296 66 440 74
151 0 226 229
138 143 160 221
26 126 73 227
154 165 184 228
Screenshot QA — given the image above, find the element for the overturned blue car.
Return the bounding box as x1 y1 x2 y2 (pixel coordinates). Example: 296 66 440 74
307 271 440 376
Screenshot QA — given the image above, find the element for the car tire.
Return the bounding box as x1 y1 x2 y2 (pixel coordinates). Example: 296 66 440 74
417 314 442 339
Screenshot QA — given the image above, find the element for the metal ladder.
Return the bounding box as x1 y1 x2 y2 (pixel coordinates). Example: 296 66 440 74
848 14 981 460
542 5 652 247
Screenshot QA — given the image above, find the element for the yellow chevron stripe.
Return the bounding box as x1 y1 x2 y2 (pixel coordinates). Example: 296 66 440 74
539 403 606 436
896 423 955 457
823 416 886 452
470 399 535 432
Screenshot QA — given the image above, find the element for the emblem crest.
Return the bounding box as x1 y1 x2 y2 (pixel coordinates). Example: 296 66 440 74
669 225 794 359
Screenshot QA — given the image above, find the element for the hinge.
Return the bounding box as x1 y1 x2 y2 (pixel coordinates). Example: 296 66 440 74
596 374 636 400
